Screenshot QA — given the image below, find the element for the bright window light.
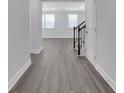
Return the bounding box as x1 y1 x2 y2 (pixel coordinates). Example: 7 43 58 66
68 14 78 28
42 14 55 29
42 14 45 28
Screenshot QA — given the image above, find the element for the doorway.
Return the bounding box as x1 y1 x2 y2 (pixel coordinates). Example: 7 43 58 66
85 0 96 65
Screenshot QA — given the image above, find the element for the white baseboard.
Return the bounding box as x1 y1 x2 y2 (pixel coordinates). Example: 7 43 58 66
8 59 31 91
31 46 43 54
95 64 116 91
87 55 96 67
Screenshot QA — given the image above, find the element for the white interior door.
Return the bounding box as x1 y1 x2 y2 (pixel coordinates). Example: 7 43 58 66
85 0 96 65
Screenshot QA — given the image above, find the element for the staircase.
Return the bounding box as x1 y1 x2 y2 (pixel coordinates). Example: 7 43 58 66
73 21 86 55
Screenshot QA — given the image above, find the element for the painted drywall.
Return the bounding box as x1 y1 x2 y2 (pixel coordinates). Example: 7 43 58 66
42 2 85 11
8 0 31 89
85 0 116 90
31 0 43 53
95 0 116 87
42 0 84 2
42 10 85 38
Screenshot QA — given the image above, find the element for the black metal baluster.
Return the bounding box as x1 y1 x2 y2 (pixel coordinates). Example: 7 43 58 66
73 26 75 48
75 28 78 49
73 21 86 55
84 25 86 48
78 27 80 55
81 29 83 49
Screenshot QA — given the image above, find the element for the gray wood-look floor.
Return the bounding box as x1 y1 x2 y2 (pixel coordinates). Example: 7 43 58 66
10 38 115 93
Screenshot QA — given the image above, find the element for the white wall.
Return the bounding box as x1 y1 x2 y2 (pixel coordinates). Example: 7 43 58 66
95 0 116 89
8 0 31 90
31 0 43 54
42 0 84 2
85 0 116 90
42 10 85 38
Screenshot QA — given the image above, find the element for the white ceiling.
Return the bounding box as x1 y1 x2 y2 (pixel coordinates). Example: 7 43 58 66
42 2 85 11
42 0 84 2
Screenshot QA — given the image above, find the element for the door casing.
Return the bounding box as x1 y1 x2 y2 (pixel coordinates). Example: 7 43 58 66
85 0 96 66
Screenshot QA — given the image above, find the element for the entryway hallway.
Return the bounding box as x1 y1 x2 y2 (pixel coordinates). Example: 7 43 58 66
10 39 115 93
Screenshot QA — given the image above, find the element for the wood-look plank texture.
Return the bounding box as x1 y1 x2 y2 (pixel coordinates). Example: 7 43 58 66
10 38 115 93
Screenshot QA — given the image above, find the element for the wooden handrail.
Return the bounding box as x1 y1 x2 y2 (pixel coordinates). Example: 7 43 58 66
78 25 86 32
75 21 85 29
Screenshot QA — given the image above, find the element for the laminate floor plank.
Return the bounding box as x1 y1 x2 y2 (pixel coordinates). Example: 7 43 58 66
10 38 115 93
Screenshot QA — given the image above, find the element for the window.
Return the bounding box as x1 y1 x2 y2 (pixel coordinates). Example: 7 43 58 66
42 14 55 29
68 14 78 28
42 14 45 28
